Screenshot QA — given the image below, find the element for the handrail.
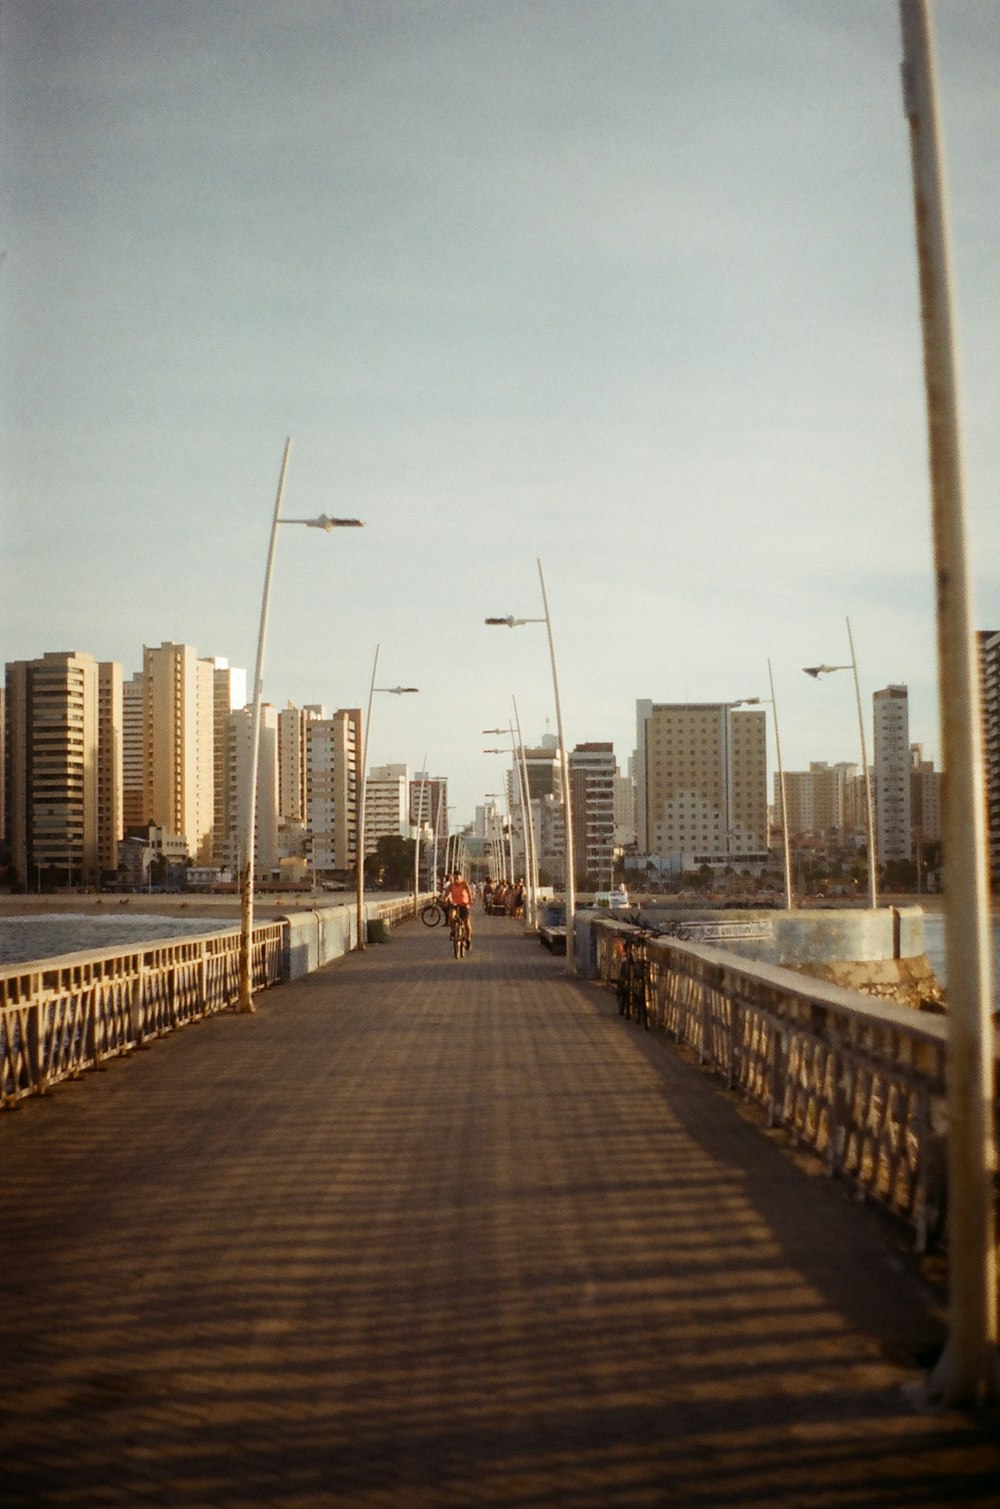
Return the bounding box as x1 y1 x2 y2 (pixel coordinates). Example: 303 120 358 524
0 897 419 1109
591 916 968 1251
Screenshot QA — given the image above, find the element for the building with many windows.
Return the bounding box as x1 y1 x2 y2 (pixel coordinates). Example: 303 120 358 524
364 763 410 856
307 709 360 878
226 703 279 878
981 630 1000 882
4 650 122 888
568 741 617 890
636 700 768 873
142 642 215 865
873 685 911 863
211 658 247 866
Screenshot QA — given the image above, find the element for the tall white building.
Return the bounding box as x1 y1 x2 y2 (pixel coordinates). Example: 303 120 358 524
211 658 247 866
873 685 911 862
364 762 410 855
227 703 279 878
307 709 360 876
278 702 327 825
636 700 768 872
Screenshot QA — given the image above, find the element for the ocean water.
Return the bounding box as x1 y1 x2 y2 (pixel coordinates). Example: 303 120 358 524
0 914 233 967
919 912 1000 1012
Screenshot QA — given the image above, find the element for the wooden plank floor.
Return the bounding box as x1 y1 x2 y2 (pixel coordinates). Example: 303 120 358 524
1 913 997 1506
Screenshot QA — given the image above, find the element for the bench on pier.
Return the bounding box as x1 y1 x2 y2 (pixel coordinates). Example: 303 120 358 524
539 926 566 954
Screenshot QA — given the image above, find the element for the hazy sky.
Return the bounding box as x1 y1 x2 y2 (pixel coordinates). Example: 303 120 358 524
4 1 998 823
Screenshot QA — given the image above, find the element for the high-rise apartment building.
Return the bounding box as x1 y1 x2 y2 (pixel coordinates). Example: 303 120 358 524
873 685 911 862
568 742 617 889
143 643 215 864
96 661 123 873
909 744 942 846
774 761 858 841
211 658 247 866
227 703 279 877
307 709 360 876
278 702 327 826
410 773 447 844
121 671 145 834
4 650 122 887
980 630 1000 881
636 700 768 869
364 763 410 855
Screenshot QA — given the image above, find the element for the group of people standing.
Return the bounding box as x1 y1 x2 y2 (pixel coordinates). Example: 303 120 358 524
481 877 526 918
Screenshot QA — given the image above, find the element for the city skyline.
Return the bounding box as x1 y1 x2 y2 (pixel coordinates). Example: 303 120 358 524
4 2 999 821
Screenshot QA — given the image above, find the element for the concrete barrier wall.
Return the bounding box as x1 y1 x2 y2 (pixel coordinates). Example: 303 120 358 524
573 904 926 976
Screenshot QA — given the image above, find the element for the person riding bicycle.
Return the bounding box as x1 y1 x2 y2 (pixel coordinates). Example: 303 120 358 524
445 871 473 949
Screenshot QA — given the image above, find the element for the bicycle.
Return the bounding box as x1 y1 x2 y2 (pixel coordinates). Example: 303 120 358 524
421 899 445 927
616 928 652 1030
450 909 471 959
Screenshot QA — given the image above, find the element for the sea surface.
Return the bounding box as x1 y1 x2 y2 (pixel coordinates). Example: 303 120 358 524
916 911 1000 1012
0 913 233 967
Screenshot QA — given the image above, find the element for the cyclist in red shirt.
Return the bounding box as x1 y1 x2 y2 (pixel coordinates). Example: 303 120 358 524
446 871 473 949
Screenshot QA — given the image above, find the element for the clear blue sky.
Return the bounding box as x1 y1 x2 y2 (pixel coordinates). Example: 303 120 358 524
4 1 998 823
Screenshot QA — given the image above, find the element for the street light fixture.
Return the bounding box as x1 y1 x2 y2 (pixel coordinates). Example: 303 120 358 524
355 643 419 950
239 437 364 1013
484 727 538 925
802 617 878 910
485 558 576 974
729 664 793 910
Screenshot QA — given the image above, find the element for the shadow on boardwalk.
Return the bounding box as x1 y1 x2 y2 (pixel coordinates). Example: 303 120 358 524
1 913 997 1506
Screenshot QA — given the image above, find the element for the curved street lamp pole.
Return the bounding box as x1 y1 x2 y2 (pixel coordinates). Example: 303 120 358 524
803 616 878 909
731 670 793 910
239 437 363 1012
485 558 576 973
412 756 428 916
355 645 418 950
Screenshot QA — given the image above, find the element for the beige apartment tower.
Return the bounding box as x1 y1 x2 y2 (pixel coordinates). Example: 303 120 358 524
636 700 768 865
4 650 122 887
142 642 215 865
307 709 361 875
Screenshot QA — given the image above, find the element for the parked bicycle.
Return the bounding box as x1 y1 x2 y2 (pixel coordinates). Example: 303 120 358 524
616 927 655 1030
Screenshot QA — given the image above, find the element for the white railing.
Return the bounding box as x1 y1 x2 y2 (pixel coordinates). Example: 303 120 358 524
593 918 956 1250
0 922 283 1105
0 897 419 1109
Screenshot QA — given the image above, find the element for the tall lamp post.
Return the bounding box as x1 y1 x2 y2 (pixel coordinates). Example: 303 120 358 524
354 642 418 950
803 617 878 909
239 438 363 1013
412 757 428 916
899 0 996 1407
486 557 576 974
484 717 539 929
731 666 793 910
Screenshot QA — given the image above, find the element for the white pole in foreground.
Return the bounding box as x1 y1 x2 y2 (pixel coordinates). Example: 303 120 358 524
899 0 997 1408
239 437 293 1013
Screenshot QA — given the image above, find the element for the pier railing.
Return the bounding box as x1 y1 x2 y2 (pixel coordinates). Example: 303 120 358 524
1 897 423 1109
591 917 957 1250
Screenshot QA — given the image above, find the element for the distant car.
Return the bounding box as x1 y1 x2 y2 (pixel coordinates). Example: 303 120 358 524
593 890 631 910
